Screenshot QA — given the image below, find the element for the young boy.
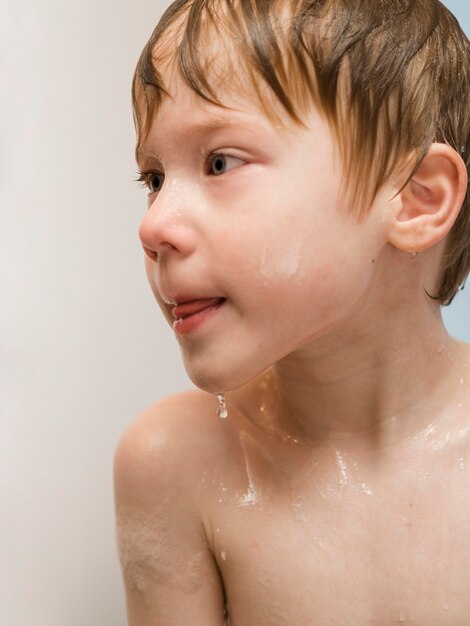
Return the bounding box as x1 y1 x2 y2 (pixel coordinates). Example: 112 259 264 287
114 0 470 623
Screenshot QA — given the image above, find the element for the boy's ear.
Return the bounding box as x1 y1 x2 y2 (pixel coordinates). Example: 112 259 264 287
386 143 468 253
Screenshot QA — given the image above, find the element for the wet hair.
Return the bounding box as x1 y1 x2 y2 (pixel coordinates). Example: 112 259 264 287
132 0 470 305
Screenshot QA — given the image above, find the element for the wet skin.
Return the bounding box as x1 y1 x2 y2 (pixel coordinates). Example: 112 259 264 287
116 359 470 626
119 62 470 624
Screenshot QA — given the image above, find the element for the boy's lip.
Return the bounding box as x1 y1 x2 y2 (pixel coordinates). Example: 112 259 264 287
162 289 226 305
172 297 226 319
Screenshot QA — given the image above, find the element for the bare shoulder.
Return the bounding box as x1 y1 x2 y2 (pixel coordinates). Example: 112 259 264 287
114 388 233 448
113 389 236 507
113 391 229 624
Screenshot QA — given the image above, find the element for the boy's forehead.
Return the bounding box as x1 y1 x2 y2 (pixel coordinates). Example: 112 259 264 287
138 55 294 150
137 87 285 166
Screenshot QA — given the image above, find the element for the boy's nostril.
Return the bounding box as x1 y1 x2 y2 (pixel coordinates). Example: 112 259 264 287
142 245 158 262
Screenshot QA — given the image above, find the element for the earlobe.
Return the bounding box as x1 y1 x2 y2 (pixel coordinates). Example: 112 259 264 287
387 143 468 253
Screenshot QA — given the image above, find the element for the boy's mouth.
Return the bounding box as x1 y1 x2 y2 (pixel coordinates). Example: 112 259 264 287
172 297 226 320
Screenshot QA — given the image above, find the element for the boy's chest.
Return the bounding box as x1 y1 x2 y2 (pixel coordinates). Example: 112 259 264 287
208 438 470 626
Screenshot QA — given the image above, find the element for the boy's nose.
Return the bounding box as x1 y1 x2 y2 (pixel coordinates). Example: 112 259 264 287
138 191 196 262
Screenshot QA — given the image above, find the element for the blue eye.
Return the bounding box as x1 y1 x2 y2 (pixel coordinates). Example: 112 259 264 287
209 154 244 176
210 155 227 175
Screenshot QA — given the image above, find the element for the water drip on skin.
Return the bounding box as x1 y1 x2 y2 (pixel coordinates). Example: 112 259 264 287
398 612 406 622
459 457 466 471
254 370 283 437
216 393 229 419
217 483 228 502
320 451 374 499
346 460 373 495
413 423 470 452
260 241 303 282
238 432 259 507
423 424 437 440
335 450 349 496
291 494 308 522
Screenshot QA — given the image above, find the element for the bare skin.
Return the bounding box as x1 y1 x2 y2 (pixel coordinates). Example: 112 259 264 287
115 338 470 626
115 44 470 625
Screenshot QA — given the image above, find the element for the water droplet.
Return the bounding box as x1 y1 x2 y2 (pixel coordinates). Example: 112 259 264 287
221 550 226 560
437 345 444 354
286 434 300 444
408 251 419 259
399 612 406 622
442 602 450 611
216 393 229 419
215 527 220 533
459 458 465 471
218 498 223 503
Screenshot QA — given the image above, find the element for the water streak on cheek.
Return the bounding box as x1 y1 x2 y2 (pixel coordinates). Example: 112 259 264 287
259 240 305 282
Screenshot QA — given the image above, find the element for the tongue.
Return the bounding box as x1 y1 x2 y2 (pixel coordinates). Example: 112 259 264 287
173 298 224 319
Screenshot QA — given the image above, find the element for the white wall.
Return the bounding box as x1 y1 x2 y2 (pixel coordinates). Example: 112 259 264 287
1 2 185 625
1 1 469 625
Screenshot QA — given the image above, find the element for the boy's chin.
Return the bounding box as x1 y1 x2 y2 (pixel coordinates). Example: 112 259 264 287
183 358 262 395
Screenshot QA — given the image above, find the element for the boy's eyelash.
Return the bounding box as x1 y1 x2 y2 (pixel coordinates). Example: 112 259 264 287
134 151 237 190
135 170 158 189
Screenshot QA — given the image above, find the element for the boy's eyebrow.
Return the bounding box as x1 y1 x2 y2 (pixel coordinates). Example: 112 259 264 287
136 112 270 167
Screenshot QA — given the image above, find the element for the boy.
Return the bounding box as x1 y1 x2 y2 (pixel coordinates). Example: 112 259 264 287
114 0 470 623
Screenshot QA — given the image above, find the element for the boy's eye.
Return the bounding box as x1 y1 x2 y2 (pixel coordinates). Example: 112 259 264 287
208 153 244 176
148 173 164 193
136 171 164 194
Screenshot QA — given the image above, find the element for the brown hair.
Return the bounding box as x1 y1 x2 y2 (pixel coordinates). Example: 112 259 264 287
132 0 470 305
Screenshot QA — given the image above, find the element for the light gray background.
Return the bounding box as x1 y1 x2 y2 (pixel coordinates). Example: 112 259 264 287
1 1 469 624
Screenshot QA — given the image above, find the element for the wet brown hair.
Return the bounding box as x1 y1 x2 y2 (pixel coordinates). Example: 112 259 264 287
132 0 470 305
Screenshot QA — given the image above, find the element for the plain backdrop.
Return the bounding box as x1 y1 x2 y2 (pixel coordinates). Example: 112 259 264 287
1 1 469 624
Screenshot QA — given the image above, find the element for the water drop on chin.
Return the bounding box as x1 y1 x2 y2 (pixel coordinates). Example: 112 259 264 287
216 393 229 419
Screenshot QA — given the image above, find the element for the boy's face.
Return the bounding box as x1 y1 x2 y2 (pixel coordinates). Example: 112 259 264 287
138 70 388 393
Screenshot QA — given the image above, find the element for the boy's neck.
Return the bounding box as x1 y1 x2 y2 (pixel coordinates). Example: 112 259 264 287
237 305 468 452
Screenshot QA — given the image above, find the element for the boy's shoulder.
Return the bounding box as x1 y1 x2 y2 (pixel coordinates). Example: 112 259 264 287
114 389 239 493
